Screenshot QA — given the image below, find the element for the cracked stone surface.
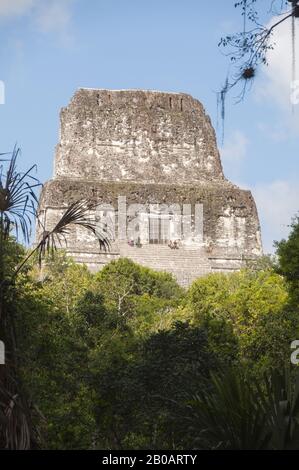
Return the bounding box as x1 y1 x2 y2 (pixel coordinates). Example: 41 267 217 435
37 89 263 286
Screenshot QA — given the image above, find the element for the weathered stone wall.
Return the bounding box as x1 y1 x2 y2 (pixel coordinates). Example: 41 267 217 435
39 179 262 257
38 89 263 286
54 89 224 184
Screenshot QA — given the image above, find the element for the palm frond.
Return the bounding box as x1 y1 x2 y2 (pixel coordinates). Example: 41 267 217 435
259 368 299 449
183 367 299 450
14 200 111 277
186 369 271 449
0 145 42 243
36 200 110 264
0 377 41 449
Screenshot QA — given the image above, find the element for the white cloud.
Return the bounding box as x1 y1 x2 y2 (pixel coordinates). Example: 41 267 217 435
253 180 299 253
35 0 73 36
219 130 249 181
0 0 74 42
251 16 299 251
0 0 36 17
256 13 299 130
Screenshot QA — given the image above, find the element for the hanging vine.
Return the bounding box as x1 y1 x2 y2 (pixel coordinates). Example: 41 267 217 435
218 0 298 140
292 6 296 91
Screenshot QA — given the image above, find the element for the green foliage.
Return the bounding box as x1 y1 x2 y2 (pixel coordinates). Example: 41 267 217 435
96 257 183 298
182 367 299 450
185 368 271 450
199 314 239 366
275 216 299 303
94 258 183 330
92 321 219 449
14 270 97 449
188 269 293 373
6 212 299 450
1 236 25 279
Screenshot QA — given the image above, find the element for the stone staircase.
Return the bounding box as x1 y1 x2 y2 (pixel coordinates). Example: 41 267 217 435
66 243 244 287
118 242 212 287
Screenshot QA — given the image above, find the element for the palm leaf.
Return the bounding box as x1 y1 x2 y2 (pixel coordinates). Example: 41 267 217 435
185 369 271 449
14 200 111 277
0 145 42 243
36 199 111 262
0 147 111 449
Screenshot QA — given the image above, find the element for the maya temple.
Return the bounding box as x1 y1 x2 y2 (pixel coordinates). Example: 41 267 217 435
37 89 263 286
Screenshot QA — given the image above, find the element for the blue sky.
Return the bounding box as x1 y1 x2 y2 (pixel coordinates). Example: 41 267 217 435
0 0 298 252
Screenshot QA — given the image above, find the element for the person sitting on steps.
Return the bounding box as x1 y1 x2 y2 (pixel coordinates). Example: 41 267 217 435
136 237 142 248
